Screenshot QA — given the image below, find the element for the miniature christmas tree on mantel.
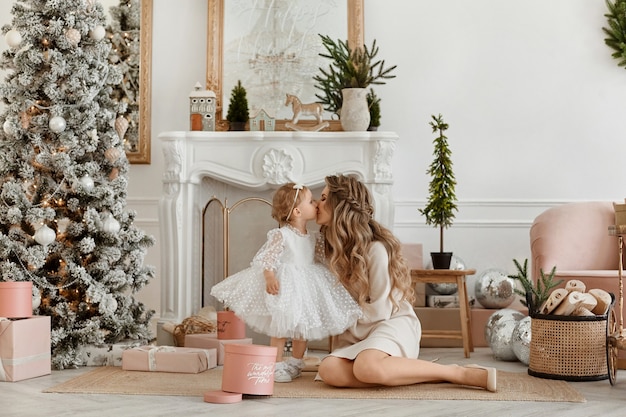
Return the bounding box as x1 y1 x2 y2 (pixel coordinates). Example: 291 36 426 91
0 0 155 369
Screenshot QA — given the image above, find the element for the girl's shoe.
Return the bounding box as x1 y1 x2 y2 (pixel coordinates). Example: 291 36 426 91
274 357 306 383
274 361 293 383
465 364 497 392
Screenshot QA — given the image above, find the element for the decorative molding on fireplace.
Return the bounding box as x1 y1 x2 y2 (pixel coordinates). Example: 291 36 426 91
158 130 399 324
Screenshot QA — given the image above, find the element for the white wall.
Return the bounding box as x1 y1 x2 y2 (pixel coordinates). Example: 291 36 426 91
1 0 625 317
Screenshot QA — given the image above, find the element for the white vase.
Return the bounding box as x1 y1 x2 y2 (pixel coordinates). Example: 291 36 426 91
340 88 370 131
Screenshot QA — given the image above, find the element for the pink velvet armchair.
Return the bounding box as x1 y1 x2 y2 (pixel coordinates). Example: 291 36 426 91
530 201 622 317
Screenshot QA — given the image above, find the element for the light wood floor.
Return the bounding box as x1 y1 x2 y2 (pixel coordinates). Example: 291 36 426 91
3 347 626 417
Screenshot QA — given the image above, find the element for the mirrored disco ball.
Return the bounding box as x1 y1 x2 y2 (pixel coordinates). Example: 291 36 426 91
511 316 532 365
475 268 516 308
485 308 525 361
426 255 466 295
485 308 526 348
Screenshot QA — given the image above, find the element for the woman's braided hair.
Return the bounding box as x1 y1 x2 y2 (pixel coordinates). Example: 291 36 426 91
320 174 414 309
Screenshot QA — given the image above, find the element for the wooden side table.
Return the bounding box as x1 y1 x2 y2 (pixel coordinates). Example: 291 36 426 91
410 269 476 358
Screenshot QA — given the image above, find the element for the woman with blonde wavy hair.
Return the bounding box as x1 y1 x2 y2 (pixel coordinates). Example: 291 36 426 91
315 174 496 392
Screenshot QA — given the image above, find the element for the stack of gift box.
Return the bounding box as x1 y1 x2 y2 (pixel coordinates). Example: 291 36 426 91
1 281 252 378
0 281 51 382
120 310 251 372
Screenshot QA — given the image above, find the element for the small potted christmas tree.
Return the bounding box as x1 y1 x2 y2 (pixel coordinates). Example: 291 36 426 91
419 114 458 269
226 80 249 131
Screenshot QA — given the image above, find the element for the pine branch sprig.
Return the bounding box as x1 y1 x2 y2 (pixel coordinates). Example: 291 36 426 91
509 258 563 315
603 0 626 68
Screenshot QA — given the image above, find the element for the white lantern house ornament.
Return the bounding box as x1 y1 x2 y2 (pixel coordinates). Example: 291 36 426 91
189 82 216 131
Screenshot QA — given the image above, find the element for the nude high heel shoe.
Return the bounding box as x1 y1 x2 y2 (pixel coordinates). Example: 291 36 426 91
466 364 497 392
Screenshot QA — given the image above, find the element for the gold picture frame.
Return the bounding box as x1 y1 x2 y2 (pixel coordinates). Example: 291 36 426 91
206 0 364 131
126 0 152 164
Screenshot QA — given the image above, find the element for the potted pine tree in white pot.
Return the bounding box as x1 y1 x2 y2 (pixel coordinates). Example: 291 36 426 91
314 35 396 131
419 114 458 269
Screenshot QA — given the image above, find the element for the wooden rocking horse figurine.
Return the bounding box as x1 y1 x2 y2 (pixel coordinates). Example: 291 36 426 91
284 94 329 132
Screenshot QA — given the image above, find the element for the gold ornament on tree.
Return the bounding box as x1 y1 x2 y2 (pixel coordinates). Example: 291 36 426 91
65 28 81 46
108 167 119 180
104 147 122 163
115 116 129 141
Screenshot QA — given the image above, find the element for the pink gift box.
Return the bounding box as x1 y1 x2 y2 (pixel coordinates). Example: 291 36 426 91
222 344 277 396
0 316 51 382
184 333 252 365
217 311 246 340
121 345 217 373
0 281 33 318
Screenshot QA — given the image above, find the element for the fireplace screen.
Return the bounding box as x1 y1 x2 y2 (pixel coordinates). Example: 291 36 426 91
201 197 275 309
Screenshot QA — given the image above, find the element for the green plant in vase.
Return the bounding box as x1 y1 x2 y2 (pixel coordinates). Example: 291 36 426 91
226 80 249 131
314 35 396 131
419 114 457 269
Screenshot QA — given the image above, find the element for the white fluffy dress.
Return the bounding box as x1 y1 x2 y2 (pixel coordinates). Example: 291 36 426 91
210 225 361 341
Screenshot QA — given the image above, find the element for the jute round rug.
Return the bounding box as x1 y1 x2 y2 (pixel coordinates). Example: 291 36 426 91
44 367 585 402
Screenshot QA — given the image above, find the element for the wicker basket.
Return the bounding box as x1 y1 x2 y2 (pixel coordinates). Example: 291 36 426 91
528 312 609 381
172 315 217 347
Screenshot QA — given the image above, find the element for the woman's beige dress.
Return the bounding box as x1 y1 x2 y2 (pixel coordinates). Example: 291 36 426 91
329 241 422 360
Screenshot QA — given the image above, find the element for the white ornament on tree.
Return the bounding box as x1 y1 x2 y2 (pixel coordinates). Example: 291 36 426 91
32 286 41 310
89 25 105 41
34 224 56 246
102 213 120 234
3 119 14 135
5 29 22 48
79 174 95 191
49 116 66 133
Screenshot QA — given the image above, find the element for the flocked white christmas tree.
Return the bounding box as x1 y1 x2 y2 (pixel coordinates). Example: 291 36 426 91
0 0 154 369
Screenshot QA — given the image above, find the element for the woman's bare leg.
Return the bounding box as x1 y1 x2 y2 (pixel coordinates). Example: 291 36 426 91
320 349 492 390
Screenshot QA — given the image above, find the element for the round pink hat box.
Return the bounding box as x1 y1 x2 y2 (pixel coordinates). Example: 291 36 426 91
217 310 246 340
0 281 33 318
221 344 278 396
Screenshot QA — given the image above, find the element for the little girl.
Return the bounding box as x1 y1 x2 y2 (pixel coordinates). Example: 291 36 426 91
210 183 361 383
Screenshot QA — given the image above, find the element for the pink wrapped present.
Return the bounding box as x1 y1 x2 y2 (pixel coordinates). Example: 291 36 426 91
184 333 252 365
0 316 51 382
121 345 217 373
0 281 33 318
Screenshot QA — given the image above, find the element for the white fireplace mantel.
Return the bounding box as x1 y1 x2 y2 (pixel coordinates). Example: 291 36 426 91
158 130 399 324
